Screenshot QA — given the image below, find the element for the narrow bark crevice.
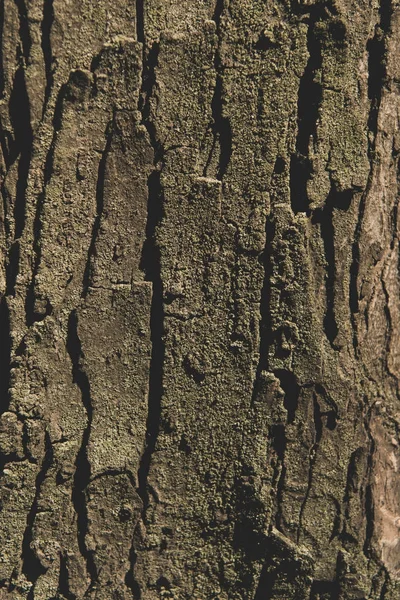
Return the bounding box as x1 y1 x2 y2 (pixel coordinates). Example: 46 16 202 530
9 65 33 239
5 240 20 297
57 552 77 600
136 8 164 514
82 119 113 297
125 535 142 599
137 167 164 514
204 0 232 181
13 0 31 64
136 0 144 44
290 8 323 214
271 370 300 531
0 297 11 415
340 447 363 545
22 431 53 588
297 394 322 542
251 217 275 404
0 121 12 172
41 0 54 116
363 405 375 558
274 369 300 424
0 296 11 474
26 84 66 325
379 568 391 599
312 187 352 349
129 23 166 594
66 310 97 590
382 275 394 381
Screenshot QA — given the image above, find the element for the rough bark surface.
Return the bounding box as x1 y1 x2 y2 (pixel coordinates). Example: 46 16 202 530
0 0 400 598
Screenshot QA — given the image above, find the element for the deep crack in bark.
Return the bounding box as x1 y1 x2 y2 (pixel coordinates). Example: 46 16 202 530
82 118 114 297
41 0 54 117
204 0 232 180
130 10 165 595
22 431 53 591
290 7 323 214
251 216 275 405
66 310 98 590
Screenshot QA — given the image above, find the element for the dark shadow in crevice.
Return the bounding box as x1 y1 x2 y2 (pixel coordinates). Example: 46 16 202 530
22 431 53 588
66 311 98 588
137 169 165 514
312 187 353 348
41 0 54 115
290 7 323 214
14 0 31 62
9 65 33 239
274 369 300 424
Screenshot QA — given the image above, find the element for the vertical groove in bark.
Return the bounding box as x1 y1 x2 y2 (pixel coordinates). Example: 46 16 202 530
251 216 275 404
13 0 31 64
0 298 10 419
82 120 113 297
66 311 97 590
21 431 53 589
40 0 54 116
297 395 322 543
10 66 32 239
136 12 164 518
290 7 323 214
209 0 232 181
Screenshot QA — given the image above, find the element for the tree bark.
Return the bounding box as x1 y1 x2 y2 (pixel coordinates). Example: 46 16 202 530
0 0 399 598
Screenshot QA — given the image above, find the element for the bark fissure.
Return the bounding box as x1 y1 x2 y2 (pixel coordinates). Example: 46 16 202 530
251 217 274 404
41 0 54 116
297 394 322 542
9 66 33 239
204 0 232 180
137 170 164 515
290 8 323 214
136 5 164 525
82 119 113 296
136 0 144 44
314 188 352 348
13 0 31 64
363 405 375 558
272 371 301 531
0 298 11 421
58 552 77 600
21 431 53 590
66 311 97 590
26 85 65 324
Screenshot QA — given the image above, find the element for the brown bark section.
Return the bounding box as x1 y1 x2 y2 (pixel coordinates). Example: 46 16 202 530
0 0 400 598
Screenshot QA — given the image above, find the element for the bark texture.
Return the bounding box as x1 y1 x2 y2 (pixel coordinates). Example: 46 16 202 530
0 0 400 598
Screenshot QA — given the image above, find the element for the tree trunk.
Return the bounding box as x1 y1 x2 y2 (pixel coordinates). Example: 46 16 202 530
0 0 398 598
